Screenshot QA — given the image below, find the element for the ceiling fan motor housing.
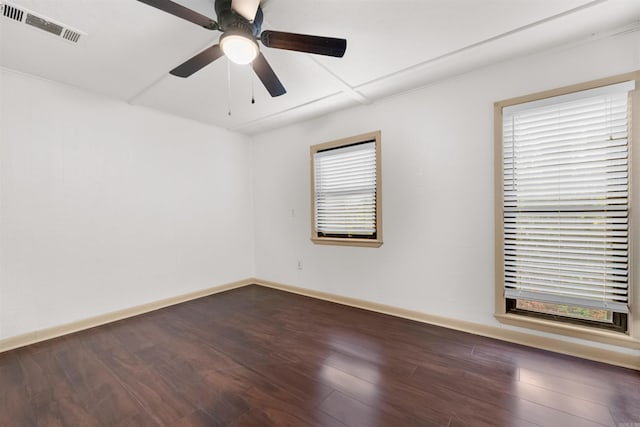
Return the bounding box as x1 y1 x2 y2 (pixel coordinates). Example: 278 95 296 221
136 0 347 97
214 0 262 37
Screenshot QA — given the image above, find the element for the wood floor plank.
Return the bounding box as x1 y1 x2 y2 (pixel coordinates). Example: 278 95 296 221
89 378 147 425
362 363 531 427
287 360 462 425
0 383 36 426
175 409 225 427
409 362 613 427
319 390 426 427
472 340 640 391
225 373 348 427
1 284 637 427
0 351 25 393
151 360 252 424
519 367 640 425
513 380 615 426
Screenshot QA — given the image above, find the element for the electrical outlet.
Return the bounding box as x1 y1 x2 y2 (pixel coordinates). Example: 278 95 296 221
297 259 303 270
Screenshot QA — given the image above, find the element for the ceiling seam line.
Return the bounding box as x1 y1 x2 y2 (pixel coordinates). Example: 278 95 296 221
353 0 609 90
126 37 220 104
229 90 351 132
307 57 371 105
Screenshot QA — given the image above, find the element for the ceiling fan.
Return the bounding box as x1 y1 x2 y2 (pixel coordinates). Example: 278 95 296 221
137 0 347 97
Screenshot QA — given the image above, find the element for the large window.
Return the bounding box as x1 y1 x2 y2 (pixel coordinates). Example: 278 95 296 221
310 131 382 247
495 73 639 343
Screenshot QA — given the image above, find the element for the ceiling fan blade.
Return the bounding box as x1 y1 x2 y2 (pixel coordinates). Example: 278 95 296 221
137 0 217 29
170 45 224 77
252 52 286 97
231 0 260 22
260 31 346 57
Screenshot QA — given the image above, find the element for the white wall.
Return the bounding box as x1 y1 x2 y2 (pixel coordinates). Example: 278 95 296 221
1 31 638 356
252 31 640 354
0 69 255 340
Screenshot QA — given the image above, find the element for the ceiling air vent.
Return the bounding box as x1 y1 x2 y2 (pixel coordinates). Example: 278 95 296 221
63 28 81 43
0 1 86 44
25 13 63 36
2 2 23 22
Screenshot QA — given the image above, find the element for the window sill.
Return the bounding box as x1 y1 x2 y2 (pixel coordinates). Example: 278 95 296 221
311 237 383 248
495 313 640 349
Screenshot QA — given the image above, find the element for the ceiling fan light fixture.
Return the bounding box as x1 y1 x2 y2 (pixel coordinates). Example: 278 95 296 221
220 32 258 65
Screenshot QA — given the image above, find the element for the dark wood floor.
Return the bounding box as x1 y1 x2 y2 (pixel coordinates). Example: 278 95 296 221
1 285 638 426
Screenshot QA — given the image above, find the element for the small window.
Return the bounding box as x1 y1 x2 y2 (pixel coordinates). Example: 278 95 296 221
310 131 382 247
495 73 637 339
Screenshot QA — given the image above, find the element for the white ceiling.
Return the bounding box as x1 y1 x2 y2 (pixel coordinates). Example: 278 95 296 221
1 0 639 135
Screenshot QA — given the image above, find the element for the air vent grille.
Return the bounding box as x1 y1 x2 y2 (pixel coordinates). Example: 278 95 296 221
0 1 85 44
2 3 24 21
63 28 81 43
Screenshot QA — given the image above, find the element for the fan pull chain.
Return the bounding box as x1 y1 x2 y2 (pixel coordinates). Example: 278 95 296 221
227 60 232 116
251 66 255 104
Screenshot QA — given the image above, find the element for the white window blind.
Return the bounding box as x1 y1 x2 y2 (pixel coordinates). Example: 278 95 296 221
314 140 377 237
502 81 634 313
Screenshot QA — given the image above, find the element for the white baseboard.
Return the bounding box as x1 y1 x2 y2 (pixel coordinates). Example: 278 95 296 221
253 279 640 371
0 278 253 353
2 277 638 370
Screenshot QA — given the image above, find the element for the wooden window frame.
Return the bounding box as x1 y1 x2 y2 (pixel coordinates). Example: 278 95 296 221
494 71 640 349
310 131 383 248
505 299 628 334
